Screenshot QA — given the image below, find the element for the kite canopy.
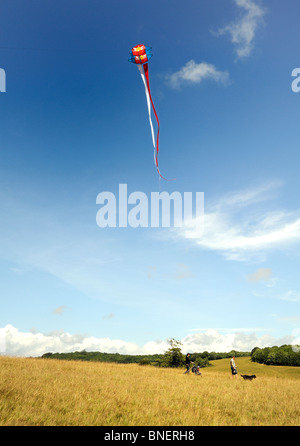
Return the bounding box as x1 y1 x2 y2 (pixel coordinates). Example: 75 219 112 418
128 44 152 65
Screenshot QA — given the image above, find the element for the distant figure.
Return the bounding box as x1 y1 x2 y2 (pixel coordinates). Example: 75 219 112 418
184 353 192 374
192 364 202 376
230 356 238 379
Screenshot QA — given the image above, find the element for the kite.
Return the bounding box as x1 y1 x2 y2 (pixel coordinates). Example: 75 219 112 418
129 44 171 180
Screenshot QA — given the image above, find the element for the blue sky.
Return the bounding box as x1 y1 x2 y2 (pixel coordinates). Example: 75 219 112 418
1 0 300 356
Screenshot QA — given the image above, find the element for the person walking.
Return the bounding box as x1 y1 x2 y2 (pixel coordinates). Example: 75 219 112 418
184 353 192 374
230 355 238 379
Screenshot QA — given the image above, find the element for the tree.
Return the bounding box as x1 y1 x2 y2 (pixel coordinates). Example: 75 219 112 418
250 346 259 357
139 358 151 366
251 345 300 366
162 338 185 368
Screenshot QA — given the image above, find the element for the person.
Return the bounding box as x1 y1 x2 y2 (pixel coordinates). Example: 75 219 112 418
230 355 238 379
194 364 202 376
184 353 192 374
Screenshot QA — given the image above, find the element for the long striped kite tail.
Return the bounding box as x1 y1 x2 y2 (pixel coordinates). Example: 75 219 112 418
141 63 175 181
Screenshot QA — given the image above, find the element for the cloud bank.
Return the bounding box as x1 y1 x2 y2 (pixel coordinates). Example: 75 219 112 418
0 325 298 357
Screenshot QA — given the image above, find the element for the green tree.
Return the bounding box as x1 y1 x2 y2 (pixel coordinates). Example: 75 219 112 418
250 346 259 357
138 358 151 366
162 338 185 368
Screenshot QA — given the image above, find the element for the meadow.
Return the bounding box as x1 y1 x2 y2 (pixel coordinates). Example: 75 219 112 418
0 355 299 426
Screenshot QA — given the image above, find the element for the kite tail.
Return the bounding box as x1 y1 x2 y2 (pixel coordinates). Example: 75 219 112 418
137 63 174 181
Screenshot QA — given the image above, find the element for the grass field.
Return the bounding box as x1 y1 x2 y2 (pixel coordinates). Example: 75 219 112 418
0 355 299 426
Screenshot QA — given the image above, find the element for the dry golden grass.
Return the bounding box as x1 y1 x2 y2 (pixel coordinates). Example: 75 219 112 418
0 355 299 426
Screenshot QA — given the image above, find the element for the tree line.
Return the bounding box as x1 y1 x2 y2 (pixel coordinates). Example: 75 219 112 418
251 344 300 366
41 338 250 368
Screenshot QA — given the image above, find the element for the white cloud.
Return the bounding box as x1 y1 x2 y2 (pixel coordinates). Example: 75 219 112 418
53 306 69 315
102 312 116 319
0 325 297 357
177 182 300 261
181 329 295 353
0 325 157 357
280 290 300 303
216 0 265 58
247 268 273 282
166 60 229 89
172 263 195 281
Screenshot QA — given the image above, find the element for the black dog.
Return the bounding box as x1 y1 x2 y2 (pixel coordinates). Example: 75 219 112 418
241 374 256 381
